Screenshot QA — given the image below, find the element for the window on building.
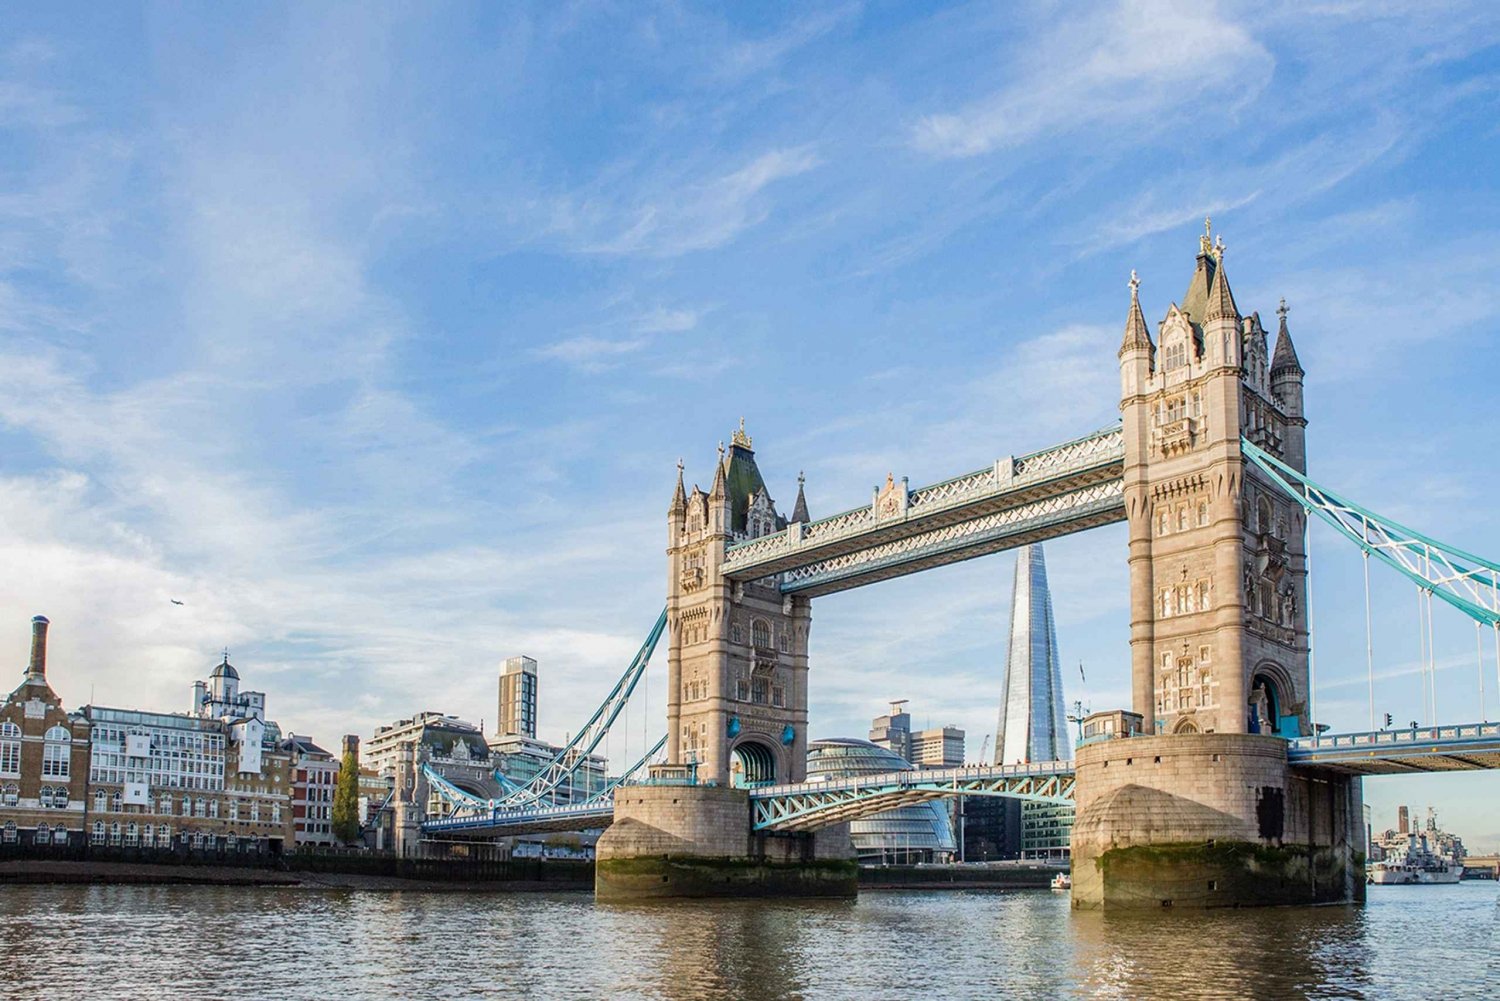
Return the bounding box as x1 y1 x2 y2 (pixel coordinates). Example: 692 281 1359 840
751 620 771 649
160 793 172 815
1 783 18 807
95 790 107 813
53 826 67 844
1197 500 1209 527
734 678 750 702
1177 506 1188 531
1157 510 1169 536
751 677 769 704
3 821 17 843
109 823 121 846
35 822 49 844
0 723 19 777
110 792 122 812
125 823 138 847
730 623 744 645
208 800 219 819
159 826 172 848
91 822 104 845
772 685 785 708
42 741 70 778
271 804 281 825
229 801 239 822
1197 581 1210 611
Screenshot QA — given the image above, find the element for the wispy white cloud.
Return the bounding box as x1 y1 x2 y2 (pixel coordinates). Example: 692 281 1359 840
911 0 1270 159
548 145 822 257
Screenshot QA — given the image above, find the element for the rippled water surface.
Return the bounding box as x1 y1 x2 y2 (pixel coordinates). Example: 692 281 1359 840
2 883 1496 999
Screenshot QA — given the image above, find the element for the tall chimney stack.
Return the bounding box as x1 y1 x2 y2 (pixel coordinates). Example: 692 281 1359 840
27 615 49 678
1397 805 1409 835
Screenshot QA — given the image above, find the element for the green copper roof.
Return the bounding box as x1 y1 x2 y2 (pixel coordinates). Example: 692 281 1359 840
723 444 768 533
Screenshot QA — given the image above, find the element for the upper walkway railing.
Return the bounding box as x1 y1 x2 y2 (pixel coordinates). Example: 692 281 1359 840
721 425 1125 595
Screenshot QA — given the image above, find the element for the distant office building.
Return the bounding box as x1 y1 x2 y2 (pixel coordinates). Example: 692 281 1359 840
283 734 337 846
498 656 538 739
488 733 606 803
868 701 912 762
807 738 955 864
961 796 1022 861
995 544 1071 766
84 653 295 854
994 544 1074 857
0 616 91 849
911 725 965 769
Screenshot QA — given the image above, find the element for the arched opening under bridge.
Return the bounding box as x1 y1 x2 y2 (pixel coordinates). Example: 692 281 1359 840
730 740 778 788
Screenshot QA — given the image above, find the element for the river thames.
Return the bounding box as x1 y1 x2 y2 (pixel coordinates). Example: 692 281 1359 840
1 883 1494 999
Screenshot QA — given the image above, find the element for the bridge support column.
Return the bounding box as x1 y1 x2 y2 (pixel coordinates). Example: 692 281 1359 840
1071 733 1364 909
595 784 857 901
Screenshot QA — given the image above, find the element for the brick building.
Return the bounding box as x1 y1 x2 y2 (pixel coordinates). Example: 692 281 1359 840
0 617 91 848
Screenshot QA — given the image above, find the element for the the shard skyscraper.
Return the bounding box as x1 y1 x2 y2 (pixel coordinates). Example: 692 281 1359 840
994 543 1071 765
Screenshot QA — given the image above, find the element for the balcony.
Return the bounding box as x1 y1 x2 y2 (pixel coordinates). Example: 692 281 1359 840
1153 416 1197 456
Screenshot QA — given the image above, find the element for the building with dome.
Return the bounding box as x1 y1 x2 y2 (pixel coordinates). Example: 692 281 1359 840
806 737 956 864
81 651 296 855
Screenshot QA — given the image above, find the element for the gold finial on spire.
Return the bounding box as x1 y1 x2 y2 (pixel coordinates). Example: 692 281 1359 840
1200 216 1213 256
730 417 752 450
1128 269 1140 301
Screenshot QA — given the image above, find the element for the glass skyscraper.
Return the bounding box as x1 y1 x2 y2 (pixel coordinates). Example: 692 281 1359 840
995 544 1071 766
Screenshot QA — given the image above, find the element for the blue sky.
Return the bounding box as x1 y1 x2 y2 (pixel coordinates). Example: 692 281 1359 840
2 2 1499 846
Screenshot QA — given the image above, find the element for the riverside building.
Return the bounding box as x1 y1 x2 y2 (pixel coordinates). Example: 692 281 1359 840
0 617 91 848
498 655 539 739
284 734 338 846
82 654 295 853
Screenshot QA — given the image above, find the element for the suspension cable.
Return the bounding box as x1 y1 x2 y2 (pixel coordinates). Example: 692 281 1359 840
1425 586 1438 724
1364 550 1375 730
1476 620 1487 723
1305 510 1318 737
1417 585 1429 726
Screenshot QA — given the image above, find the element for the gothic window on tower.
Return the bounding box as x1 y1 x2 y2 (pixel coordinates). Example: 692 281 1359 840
1160 590 1172 617
772 684 785 708
1164 342 1187 371
1191 391 1202 417
731 623 744 645
1157 509 1169 536
752 620 770 649
735 677 750 702
1197 580 1210 610
1177 506 1188 531
1197 500 1209 527
751 677 769 704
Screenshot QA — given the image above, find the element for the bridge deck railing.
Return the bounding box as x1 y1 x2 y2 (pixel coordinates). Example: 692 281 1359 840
1289 721 1500 752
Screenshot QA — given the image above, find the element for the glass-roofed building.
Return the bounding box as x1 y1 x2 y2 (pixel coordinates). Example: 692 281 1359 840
806 738 956 864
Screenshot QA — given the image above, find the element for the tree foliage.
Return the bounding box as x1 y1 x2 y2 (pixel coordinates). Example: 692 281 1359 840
332 748 362 844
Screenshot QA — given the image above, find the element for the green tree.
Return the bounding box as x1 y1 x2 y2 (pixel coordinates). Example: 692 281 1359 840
331 748 362 845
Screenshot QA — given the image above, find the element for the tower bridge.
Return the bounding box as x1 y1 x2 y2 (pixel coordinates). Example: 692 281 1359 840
410 221 1500 909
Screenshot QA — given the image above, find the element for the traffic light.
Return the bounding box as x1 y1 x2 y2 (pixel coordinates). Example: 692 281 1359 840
1383 713 1393 728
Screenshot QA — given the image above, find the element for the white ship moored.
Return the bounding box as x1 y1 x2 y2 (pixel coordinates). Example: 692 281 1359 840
1368 832 1463 885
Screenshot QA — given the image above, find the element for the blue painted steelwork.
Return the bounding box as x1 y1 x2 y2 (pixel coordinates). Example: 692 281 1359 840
749 761 1075 832
1287 720 1500 774
488 608 667 809
422 734 668 834
1242 438 1500 627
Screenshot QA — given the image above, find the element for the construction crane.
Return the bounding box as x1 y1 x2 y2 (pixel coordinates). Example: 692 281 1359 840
978 733 992 765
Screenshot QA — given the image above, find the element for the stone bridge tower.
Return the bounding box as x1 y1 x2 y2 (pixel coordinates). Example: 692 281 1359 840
1118 219 1310 738
665 422 812 787
1075 221 1360 910
597 423 853 901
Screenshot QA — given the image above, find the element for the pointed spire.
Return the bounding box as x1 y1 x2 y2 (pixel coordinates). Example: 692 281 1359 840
669 458 687 514
1119 269 1154 356
1271 298 1303 377
1204 242 1239 322
791 471 810 524
709 449 728 499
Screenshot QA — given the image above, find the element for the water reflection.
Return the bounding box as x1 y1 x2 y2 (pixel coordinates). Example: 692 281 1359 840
0 883 1493 999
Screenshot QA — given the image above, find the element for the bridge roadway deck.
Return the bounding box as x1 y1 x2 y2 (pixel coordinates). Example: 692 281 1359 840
720 425 1124 596
417 722 1500 838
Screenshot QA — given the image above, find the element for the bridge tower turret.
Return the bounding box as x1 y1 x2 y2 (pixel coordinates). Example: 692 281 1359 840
1079 221 1358 910
1118 220 1311 739
663 422 811 788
